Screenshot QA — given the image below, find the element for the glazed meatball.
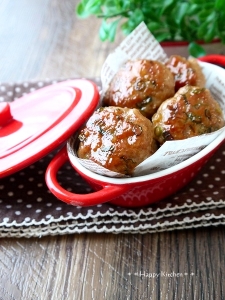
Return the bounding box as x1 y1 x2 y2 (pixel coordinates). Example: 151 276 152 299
152 86 225 145
165 55 206 92
102 59 175 119
77 106 156 175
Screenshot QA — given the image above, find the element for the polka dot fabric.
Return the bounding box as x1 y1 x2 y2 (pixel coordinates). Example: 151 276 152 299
1 80 225 237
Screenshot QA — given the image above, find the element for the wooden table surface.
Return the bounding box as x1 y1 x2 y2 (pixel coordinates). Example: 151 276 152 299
1 1 225 299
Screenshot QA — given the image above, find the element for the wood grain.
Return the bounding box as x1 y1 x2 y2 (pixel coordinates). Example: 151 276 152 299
1 228 225 299
1 1 225 299
0 0 122 82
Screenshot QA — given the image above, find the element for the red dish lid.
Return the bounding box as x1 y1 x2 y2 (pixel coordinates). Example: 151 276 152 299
0 79 100 178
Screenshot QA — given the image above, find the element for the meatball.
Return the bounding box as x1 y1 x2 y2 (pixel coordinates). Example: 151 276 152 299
77 106 156 175
102 59 175 119
152 86 225 145
165 55 206 92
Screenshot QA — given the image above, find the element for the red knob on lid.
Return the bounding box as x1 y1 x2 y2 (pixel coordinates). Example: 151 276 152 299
0 102 12 127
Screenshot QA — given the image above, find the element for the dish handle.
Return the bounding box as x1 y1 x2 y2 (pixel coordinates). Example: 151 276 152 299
198 54 225 67
45 146 130 206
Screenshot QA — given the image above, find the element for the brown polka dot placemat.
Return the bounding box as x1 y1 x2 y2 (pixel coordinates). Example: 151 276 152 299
0 79 225 238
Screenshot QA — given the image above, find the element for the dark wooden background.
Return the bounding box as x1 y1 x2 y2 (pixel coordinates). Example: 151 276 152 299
0 1 225 299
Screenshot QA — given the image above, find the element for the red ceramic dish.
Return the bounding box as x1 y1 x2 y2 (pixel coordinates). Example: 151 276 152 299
45 56 225 207
46 131 224 207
